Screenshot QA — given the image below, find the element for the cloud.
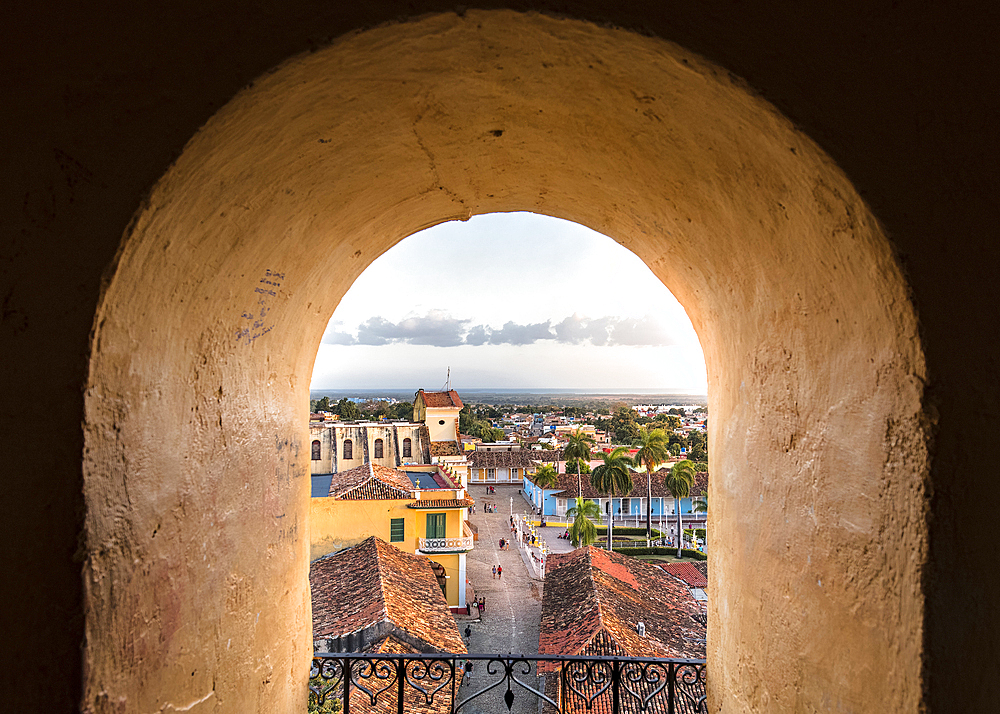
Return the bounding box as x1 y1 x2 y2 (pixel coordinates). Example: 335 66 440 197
487 320 553 345
553 313 674 347
607 315 675 346
323 311 674 348
356 310 469 347
322 321 358 345
465 324 490 346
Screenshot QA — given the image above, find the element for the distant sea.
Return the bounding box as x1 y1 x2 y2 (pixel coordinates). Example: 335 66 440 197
309 388 707 406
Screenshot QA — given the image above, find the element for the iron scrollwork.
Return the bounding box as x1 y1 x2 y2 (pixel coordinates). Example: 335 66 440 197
311 653 706 713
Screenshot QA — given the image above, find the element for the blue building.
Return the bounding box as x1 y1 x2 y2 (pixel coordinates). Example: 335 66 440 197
523 468 707 536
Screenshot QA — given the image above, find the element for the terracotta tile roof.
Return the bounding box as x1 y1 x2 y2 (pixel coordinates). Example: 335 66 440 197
660 562 708 589
407 498 475 509
539 546 705 673
533 449 565 462
328 463 414 500
430 441 461 456
418 389 464 408
468 450 541 468
365 633 417 654
310 536 466 655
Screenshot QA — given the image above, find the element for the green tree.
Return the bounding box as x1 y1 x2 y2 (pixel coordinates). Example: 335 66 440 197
372 400 392 420
533 464 559 490
562 428 595 495
481 426 505 443
610 406 640 443
590 447 634 550
336 397 360 421
632 427 670 545
566 497 600 547
686 430 708 462
308 677 342 713
665 459 697 558
662 414 682 430
564 460 591 475
392 401 413 420
311 396 332 413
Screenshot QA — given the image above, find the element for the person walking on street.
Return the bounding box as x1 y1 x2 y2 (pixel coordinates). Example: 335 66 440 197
479 596 485 613
497 565 503 579
492 564 497 579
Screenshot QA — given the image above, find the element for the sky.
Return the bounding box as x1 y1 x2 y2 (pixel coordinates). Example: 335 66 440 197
310 212 707 393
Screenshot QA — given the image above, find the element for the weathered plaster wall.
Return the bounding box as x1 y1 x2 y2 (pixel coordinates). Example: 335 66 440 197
3 3 997 713
83 12 924 711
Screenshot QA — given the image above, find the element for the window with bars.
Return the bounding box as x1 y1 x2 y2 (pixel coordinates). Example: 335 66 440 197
402 438 412 458
390 518 404 542
374 438 384 459
311 440 321 460
343 439 353 460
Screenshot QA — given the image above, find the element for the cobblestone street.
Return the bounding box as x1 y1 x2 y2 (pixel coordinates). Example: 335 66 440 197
454 483 564 714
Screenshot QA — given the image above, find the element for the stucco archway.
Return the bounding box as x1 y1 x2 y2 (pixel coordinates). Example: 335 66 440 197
83 10 928 712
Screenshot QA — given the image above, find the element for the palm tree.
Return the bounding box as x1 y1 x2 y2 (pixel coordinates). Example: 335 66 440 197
632 428 670 545
665 459 697 558
529 463 559 515
590 447 634 550
566 496 601 547
562 428 595 497
533 463 559 489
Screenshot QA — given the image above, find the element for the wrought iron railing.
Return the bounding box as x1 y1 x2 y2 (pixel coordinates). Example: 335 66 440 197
310 652 706 713
418 535 475 552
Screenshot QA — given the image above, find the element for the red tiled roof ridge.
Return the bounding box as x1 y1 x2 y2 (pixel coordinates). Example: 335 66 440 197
371 537 392 627
582 548 605 633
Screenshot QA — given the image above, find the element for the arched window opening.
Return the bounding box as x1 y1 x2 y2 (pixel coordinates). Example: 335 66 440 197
82 17 932 712
402 438 412 458
374 438 384 459
311 440 321 460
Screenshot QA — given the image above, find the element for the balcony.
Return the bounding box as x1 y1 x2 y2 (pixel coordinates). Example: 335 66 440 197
310 652 707 713
418 535 475 553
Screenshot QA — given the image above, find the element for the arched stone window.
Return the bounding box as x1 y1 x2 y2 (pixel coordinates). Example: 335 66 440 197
311 440 321 460
374 438 384 459
343 439 353 460
402 438 412 458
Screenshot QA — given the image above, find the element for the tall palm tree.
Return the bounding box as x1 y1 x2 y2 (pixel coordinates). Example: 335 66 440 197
632 428 670 545
566 496 601 547
665 459 697 558
562 428 595 497
532 463 559 490
590 447 634 550
531 463 559 514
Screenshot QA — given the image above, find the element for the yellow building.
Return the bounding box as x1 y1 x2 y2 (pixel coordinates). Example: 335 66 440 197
310 461 475 610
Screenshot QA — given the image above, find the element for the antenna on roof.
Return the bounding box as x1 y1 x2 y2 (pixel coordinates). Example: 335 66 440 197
443 366 451 391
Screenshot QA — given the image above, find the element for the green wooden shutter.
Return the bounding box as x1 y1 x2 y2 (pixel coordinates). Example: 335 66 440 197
426 513 446 539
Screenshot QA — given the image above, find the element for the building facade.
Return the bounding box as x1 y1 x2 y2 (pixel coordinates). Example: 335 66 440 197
310 462 475 610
